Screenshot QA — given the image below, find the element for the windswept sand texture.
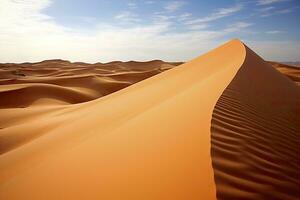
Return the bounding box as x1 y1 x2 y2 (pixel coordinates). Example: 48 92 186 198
0 39 299 199
211 47 300 199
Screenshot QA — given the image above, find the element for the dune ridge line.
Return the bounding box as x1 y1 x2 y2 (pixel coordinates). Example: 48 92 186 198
1 39 299 199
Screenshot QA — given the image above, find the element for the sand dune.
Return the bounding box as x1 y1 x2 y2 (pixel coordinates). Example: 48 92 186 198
269 61 300 85
0 60 182 108
0 39 299 199
211 46 300 199
281 62 300 67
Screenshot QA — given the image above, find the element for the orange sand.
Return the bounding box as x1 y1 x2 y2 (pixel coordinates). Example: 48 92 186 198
211 46 300 199
0 39 299 199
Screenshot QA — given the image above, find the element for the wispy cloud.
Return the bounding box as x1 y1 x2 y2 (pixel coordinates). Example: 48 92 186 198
0 0 250 63
177 13 192 21
0 0 299 63
266 30 285 34
260 7 292 17
256 0 293 17
164 1 186 12
153 14 176 23
276 8 292 13
185 4 243 25
259 6 275 12
145 1 155 5
186 24 209 30
114 11 140 23
224 22 252 33
257 0 289 5
128 2 137 9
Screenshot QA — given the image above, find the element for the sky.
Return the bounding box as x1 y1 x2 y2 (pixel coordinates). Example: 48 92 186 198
0 0 299 63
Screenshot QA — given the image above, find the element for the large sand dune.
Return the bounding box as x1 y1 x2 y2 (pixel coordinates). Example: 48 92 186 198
0 39 299 199
211 46 300 199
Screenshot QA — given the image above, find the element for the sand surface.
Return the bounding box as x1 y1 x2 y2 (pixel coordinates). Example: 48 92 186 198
269 61 300 85
0 39 299 199
211 47 300 199
0 60 182 108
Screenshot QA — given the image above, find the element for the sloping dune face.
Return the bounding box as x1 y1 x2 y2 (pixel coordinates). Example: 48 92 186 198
0 60 182 108
0 40 246 199
1 40 299 199
269 61 300 85
0 60 181 154
211 46 300 199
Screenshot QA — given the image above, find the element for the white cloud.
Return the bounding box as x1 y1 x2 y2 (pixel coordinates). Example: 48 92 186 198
114 11 140 23
276 8 292 13
259 6 275 12
128 2 137 9
0 0 234 63
154 15 176 22
0 0 299 63
177 13 192 21
266 30 284 34
224 22 252 33
257 0 289 5
185 4 243 25
187 24 209 30
260 7 292 17
164 1 186 12
0 0 67 39
145 1 155 5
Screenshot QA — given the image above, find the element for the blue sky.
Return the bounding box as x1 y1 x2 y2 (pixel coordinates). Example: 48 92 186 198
0 0 299 62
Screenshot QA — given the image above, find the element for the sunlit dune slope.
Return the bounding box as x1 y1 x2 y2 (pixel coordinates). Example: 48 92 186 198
0 39 299 199
0 39 246 199
0 60 182 108
211 46 300 199
0 60 181 154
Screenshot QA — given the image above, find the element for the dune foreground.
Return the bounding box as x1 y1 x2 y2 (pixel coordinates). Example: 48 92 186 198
0 40 299 199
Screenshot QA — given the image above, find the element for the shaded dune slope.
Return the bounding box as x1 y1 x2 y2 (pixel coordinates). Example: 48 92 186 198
0 40 246 199
0 40 299 199
211 46 300 199
0 83 97 108
269 61 300 85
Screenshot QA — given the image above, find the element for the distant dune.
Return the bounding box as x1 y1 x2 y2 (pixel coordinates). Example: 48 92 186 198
0 39 299 199
268 61 300 85
281 62 300 67
0 60 182 108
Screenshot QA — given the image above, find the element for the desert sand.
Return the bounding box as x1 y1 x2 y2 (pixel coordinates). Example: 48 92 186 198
0 39 299 199
269 61 300 85
211 46 300 199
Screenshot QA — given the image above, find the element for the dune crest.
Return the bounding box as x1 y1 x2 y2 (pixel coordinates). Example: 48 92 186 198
0 39 245 199
0 39 299 199
211 45 300 199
